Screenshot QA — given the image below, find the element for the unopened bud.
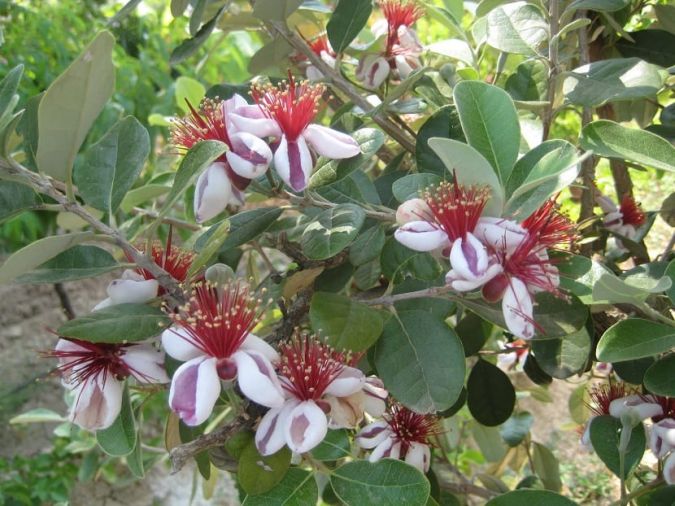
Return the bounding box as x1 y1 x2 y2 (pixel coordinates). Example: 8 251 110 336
396 198 431 225
205 263 235 285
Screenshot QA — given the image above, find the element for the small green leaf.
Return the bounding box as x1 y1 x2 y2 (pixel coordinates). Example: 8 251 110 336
486 489 577 505
57 303 171 344
189 219 229 277
0 180 42 222
120 184 170 213
531 326 591 379
210 207 283 251
311 429 351 461
500 412 534 447
248 38 294 74
238 441 291 495
175 76 206 114
37 31 115 183
467 359 515 426
505 60 548 102
567 0 629 12
252 0 303 21
380 237 443 283
375 310 465 413
349 225 386 266
10 408 65 425
331 459 430 506
415 106 465 175
580 120 675 173
170 7 227 64
16 245 119 284
127 433 145 478
453 81 520 182
96 385 136 456
597 319 675 362
327 0 372 53
392 173 443 203
301 204 366 260
310 292 384 352
643 354 675 397
242 468 318 506
0 64 23 119
532 442 562 492
75 116 150 214
485 2 548 55
616 30 675 67
0 232 94 284
590 416 645 479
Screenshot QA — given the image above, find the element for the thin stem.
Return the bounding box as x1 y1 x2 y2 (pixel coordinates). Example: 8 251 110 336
542 0 560 141
284 190 396 222
639 303 675 327
130 206 201 231
609 479 664 506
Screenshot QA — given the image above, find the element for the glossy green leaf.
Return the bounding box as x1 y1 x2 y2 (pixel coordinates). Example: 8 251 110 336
616 30 675 67
75 116 150 214
175 76 206 114
597 319 675 362
532 442 562 492
500 412 533 447
189 218 229 277
170 6 226 64
242 468 318 506
96 385 136 456
309 292 385 352
16 245 119 283
120 184 170 213
301 204 365 260
563 58 666 108
238 441 291 495
453 81 520 183
531 326 591 379
331 459 430 506
612 357 655 385
327 0 372 53
643 354 675 397
349 225 386 266
252 0 303 20
248 38 294 74
486 489 577 505
311 429 351 461
580 120 675 173
505 60 548 102
215 207 283 251
485 2 548 55
0 180 42 222
427 39 475 66
57 303 171 344
635 485 675 506
428 138 504 215
0 232 94 284
392 173 444 203
36 31 115 182
415 106 465 175
567 0 629 11
467 359 515 426
590 415 645 479
375 310 465 413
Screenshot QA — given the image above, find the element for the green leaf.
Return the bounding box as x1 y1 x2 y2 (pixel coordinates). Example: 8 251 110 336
563 58 666 108
427 39 475 66
170 6 226 64
500 412 533 447
216 207 283 251
415 106 465 175
120 184 170 213
505 60 548 102
472 422 507 462
643 354 675 397
580 120 675 173
349 225 386 266
487 489 577 505
616 30 675 67
590 416 645 479
453 81 520 183
159 140 228 219
635 485 675 506
532 442 562 492
189 218 229 277
0 64 23 119
485 2 548 55
96 385 136 456
10 408 65 425
238 441 291 495
392 174 443 203
0 180 42 222
310 292 384 351
242 468 318 506
311 429 351 461
248 38 294 74
380 237 443 283
57 303 171 344
16 245 119 284
175 76 206 114
531 326 591 379
428 138 504 216
0 232 94 284
592 272 671 304
301 204 365 260
567 0 629 12
327 0 372 53
252 0 303 20
467 359 515 426
597 319 675 362
612 357 655 385
36 31 115 183
331 459 430 506
127 433 145 478
375 310 465 413
75 116 150 214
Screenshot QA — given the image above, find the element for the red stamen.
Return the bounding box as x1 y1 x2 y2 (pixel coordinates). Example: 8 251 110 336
587 382 629 417
278 334 350 401
250 72 324 141
619 195 646 227
168 281 263 359
306 34 335 57
644 394 675 422
423 180 490 241
386 403 440 454
46 339 131 388
521 199 577 251
379 0 423 56
171 98 232 152
130 229 196 286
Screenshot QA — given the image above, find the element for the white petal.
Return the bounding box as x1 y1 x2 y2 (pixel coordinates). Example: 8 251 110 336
370 437 401 462
169 356 221 426
371 18 388 38
54 339 88 369
396 198 432 225
105 270 159 306
240 333 279 363
665 452 675 485
397 26 423 52
303 124 360 160
222 93 249 118
306 65 323 82
70 375 123 431
232 350 285 408
475 217 527 253
194 162 232 223
394 221 449 252
394 54 416 79
229 106 281 138
274 135 313 192
362 377 388 417
449 233 489 280
255 400 298 456
405 442 431 472
324 366 365 397
93 297 113 311
326 394 363 429
502 277 535 339
356 421 392 449
284 400 328 454
609 395 663 421
161 326 204 362
653 419 675 447
122 344 169 384
227 131 273 179
357 55 389 88
596 194 618 214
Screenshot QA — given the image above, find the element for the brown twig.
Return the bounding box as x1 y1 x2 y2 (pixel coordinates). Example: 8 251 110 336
53 283 76 320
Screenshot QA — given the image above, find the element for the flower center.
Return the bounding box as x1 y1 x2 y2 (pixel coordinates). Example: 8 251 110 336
386 403 439 453
587 382 629 417
618 194 646 227
171 98 232 152
48 339 131 386
423 180 490 241
133 228 195 287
